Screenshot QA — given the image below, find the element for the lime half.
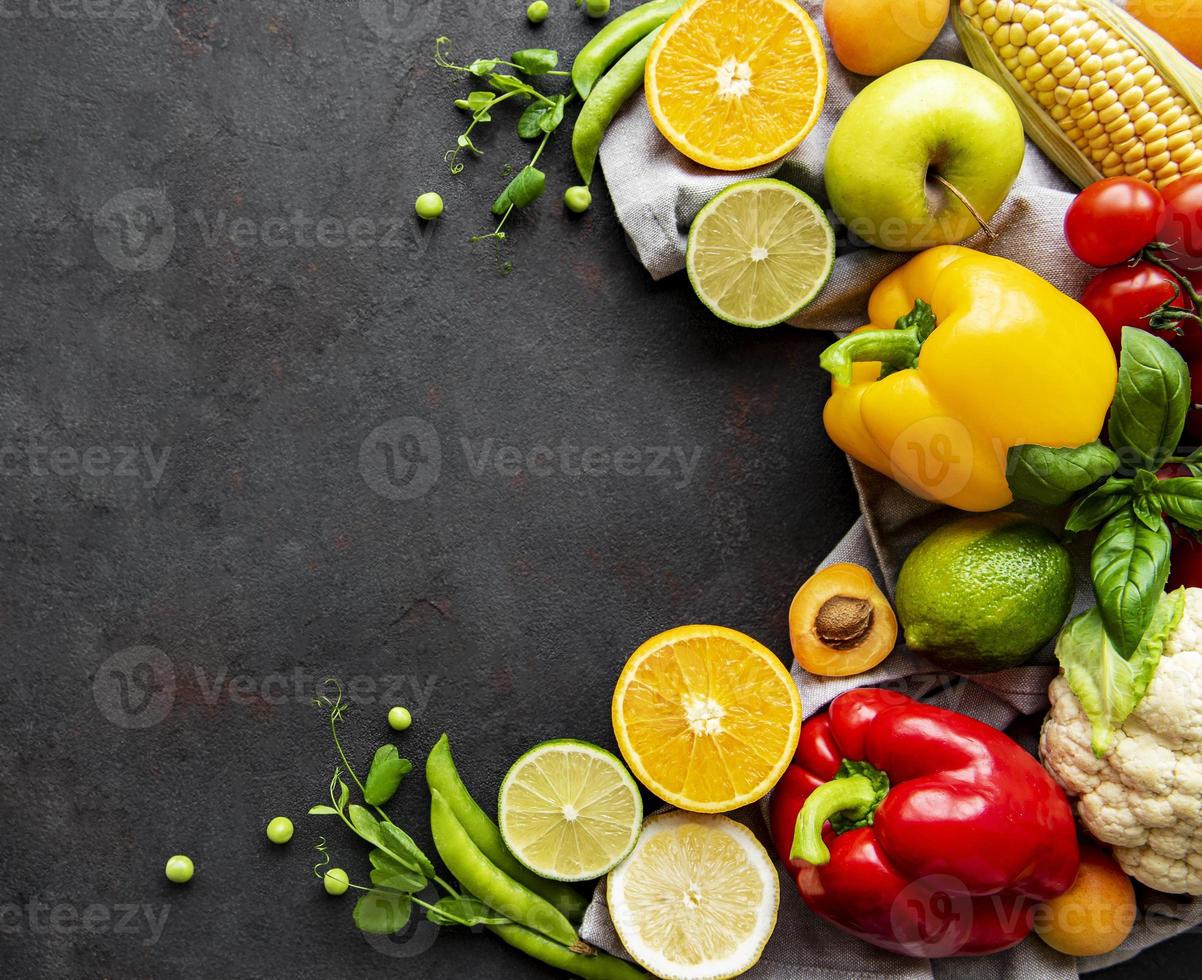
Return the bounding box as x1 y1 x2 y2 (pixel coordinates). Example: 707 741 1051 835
686 178 835 328
498 739 643 882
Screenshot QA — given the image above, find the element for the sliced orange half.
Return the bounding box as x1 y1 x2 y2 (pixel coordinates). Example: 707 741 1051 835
645 0 828 170
612 625 802 813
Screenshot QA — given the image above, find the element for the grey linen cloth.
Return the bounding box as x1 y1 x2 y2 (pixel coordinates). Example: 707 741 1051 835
582 2 1202 976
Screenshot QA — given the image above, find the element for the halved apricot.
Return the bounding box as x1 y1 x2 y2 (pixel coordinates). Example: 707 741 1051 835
788 563 897 677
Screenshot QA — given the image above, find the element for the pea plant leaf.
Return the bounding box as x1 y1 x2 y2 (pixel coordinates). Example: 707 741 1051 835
368 849 427 893
510 48 559 74
308 804 339 815
1090 505 1172 656
353 889 413 935
376 821 437 879
425 895 511 928
516 96 566 139
364 744 412 806
1007 441 1119 506
490 165 546 216
1108 327 1190 470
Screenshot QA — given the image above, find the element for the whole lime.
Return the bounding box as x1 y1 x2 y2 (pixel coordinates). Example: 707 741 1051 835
895 513 1073 673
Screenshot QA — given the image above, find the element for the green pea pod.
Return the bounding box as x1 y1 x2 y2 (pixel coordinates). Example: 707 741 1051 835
425 734 588 923
570 0 684 99
487 921 648 980
429 788 580 948
573 28 661 186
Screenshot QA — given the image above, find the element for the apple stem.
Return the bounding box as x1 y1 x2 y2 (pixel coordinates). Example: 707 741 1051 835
933 174 996 241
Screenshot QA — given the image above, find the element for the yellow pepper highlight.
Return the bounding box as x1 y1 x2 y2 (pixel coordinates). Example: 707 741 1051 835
821 246 1117 512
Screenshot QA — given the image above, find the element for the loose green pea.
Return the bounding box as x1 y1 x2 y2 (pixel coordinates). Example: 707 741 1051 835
165 854 194 884
388 705 412 731
564 186 592 213
415 192 444 220
585 0 610 17
266 816 294 844
526 0 549 22
323 867 350 896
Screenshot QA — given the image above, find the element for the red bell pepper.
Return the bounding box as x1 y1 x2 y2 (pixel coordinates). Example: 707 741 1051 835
768 688 1079 957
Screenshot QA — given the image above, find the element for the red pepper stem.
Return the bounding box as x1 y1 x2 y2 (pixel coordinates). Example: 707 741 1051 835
790 773 877 867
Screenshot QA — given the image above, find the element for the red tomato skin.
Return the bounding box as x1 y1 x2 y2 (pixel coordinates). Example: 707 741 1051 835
1159 175 1202 271
1065 177 1165 266
1184 362 1202 444
1081 262 1197 355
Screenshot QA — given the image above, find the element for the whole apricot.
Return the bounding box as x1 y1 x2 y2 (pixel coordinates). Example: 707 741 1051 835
1033 846 1137 957
824 0 947 77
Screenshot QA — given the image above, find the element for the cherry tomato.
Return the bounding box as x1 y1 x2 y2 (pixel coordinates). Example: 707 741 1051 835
1159 174 1202 271
1081 261 1197 355
1168 530 1202 591
1064 177 1165 267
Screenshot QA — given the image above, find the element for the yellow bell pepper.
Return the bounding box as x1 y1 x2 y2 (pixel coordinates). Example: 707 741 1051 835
821 246 1116 512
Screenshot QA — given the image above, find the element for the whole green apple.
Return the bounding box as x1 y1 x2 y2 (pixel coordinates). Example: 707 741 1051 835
824 60 1025 251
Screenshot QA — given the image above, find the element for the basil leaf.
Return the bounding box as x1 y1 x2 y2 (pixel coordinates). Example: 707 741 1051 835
1156 476 1202 529
1007 441 1119 506
376 821 436 879
424 895 510 927
1108 327 1189 469
1132 493 1162 530
368 849 426 893
1064 478 1133 532
364 745 412 806
353 889 413 935
1056 591 1184 756
490 165 546 216
510 48 559 74
308 804 339 815
1090 505 1172 655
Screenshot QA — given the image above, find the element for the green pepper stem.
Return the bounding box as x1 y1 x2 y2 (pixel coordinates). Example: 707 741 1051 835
819 329 921 386
790 774 877 866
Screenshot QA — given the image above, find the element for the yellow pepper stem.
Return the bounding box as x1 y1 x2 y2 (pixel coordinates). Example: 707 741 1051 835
819 329 921 386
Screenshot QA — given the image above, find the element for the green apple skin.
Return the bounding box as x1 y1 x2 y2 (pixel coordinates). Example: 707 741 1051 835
824 60 1025 252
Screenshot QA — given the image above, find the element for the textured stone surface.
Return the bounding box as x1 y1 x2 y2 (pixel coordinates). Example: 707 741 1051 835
0 2 1193 978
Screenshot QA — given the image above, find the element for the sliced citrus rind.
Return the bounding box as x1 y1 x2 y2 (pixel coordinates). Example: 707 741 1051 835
498 738 643 882
645 0 827 170
607 811 779 980
612 624 802 812
686 178 835 327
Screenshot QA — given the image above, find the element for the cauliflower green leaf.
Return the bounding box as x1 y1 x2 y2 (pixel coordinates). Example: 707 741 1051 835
1056 589 1185 756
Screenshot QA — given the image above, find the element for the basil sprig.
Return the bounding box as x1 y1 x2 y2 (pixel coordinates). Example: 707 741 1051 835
1007 327 1198 656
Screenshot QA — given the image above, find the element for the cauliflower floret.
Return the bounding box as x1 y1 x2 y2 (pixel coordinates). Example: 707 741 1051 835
1041 588 1202 895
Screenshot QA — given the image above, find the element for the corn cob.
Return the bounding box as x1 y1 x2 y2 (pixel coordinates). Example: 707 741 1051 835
953 0 1202 189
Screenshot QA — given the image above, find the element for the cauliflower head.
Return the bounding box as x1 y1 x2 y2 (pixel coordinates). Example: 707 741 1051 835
1041 588 1202 895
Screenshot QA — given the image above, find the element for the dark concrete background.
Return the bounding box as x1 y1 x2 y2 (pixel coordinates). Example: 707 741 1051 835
0 2 1195 978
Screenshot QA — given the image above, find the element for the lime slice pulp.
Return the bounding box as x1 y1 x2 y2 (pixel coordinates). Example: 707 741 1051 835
498 739 643 882
686 178 835 328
